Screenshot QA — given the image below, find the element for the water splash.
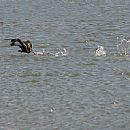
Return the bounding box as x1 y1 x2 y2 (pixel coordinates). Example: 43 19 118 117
33 48 68 57
55 48 68 57
85 41 106 56
117 37 130 56
95 45 106 56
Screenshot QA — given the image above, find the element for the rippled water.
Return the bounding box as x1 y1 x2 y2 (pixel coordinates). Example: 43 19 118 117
0 0 130 130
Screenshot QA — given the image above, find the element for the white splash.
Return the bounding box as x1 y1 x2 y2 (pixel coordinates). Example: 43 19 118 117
33 48 68 57
95 46 106 56
117 38 130 56
55 48 68 57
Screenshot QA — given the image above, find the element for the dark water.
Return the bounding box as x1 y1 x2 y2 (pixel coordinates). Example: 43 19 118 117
0 0 130 130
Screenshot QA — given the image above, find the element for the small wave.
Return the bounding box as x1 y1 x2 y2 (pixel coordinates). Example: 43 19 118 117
33 48 68 57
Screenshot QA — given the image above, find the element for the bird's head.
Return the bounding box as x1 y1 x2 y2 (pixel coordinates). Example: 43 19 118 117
10 39 18 46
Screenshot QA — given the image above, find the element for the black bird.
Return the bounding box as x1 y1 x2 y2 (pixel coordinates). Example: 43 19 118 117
10 38 32 53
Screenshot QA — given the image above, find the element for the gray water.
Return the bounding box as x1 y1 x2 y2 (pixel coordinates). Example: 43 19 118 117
0 0 130 130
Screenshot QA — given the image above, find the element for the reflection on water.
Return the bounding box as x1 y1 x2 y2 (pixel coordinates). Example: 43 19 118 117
0 0 130 130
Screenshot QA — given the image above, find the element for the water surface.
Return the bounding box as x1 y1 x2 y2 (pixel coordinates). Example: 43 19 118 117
0 0 130 130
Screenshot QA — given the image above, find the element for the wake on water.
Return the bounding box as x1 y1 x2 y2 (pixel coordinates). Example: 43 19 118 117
32 37 130 57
